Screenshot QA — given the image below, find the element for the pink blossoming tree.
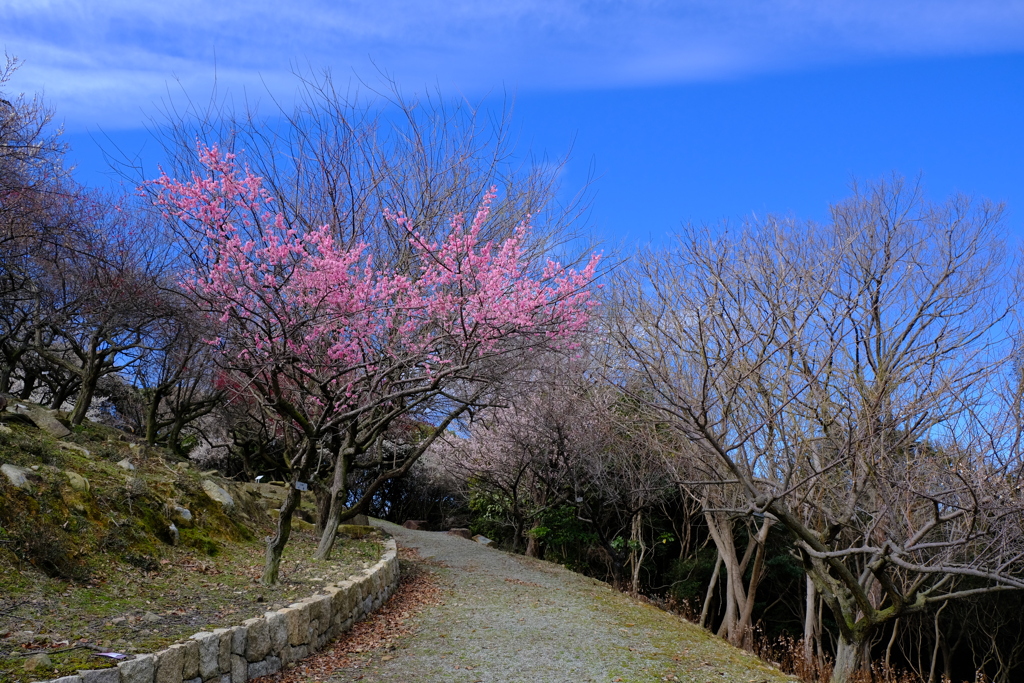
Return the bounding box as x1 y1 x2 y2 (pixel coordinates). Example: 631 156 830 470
152 147 599 583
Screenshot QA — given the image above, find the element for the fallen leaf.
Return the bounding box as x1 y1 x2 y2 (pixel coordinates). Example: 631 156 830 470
248 555 442 683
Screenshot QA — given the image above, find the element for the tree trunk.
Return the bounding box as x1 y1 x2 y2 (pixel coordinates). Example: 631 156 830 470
525 479 549 559
716 550 738 641
50 376 80 409
69 370 99 425
17 370 36 399
263 484 300 585
628 511 647 595
700 551 722 629
510 518 522 553
0 349 22 394
704 512 772 650
314 447 349 561
167 420 185 456
884 618 898 673
804 575 819 666
144 387 167 445
525 519 543 557
313 481 330 537
706 511 767 649
831 634 864 683
262 443 312 584
927 603 949 683
735 524 770 650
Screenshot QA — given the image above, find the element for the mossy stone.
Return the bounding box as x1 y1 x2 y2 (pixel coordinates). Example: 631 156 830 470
337 524 375 539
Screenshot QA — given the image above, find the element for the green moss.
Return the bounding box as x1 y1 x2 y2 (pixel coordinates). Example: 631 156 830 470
0 647 116 683
0 407 392 683
179 527 220 555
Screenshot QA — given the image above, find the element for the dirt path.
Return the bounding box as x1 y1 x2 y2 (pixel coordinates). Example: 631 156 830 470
324 520 793 683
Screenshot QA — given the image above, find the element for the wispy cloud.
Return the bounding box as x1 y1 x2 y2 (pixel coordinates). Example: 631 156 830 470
3 0 1023 128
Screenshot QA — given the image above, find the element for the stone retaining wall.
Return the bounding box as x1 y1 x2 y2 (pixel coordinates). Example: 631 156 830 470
40 539 399 683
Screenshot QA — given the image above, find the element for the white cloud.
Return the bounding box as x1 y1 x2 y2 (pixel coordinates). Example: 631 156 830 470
3 0 1023 128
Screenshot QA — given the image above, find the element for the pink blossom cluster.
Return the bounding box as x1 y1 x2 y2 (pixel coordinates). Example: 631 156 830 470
150 146 599 421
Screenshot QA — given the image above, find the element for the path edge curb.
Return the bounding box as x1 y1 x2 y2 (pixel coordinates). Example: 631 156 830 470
38 538 400 683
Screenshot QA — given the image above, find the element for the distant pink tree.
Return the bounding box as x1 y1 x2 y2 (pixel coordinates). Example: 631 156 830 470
152 147 599 582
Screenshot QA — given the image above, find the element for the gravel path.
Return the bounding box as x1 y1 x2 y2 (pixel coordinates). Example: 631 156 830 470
325 520 794 683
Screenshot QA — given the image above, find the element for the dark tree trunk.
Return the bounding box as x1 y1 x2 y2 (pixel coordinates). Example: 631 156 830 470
314 447 350 561
262 443 313 584
69 370 99 426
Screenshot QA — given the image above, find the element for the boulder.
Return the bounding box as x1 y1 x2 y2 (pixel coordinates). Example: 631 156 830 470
336 524 375 539
473 534 496 547
446 528 472 539
167 505 193 527
24 653 52 671
65 470 90 492
351 513 369 526
201 480 234 508
51 676 82 683
401 520 428 530
283 603 310 646
117 459 136 471
230 624 247 656
8 401 71 437
212 628 233 673
58 441 92 458
125 477 147 496
1 463 32 490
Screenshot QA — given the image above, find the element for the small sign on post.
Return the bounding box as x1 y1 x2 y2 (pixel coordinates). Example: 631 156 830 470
294 481 309 492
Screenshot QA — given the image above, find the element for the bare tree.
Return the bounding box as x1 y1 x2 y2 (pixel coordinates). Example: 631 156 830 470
610 178 1024 682
454 356 674 590
0 55 87 396
128 68 590 273
130 300 224 452
29 201 178 425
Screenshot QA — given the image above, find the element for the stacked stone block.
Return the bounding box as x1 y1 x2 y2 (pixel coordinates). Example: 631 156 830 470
42 540 399 683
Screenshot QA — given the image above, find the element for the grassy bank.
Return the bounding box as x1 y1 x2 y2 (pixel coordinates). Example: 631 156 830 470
0 407 385 683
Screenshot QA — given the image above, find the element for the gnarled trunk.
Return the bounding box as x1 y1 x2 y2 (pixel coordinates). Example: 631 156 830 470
314 444 350 560
831 633 870 683
262 441 313 584
68 372 98 425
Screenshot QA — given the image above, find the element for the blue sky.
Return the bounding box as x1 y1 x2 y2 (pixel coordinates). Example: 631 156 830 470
3 1 1023 247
